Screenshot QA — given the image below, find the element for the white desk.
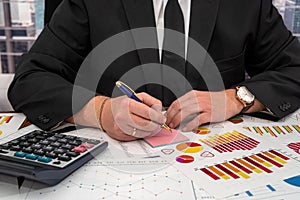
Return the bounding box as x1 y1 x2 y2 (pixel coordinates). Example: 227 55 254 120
1 110 300 200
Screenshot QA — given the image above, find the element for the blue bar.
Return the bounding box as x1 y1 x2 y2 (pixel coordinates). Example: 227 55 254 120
245 191 253 197
266 184 276 192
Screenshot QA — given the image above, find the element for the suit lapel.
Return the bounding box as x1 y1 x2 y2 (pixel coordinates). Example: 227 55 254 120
188 0 220 51
121 0 159 64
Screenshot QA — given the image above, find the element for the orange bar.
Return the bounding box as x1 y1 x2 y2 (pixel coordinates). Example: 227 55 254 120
223 162 250 179
283 126 293 133
250 155 272 167
254 126 263 135
208 166 230 180
236 158 262 174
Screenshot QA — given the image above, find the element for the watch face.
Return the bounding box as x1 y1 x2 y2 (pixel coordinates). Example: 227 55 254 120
237 86 255 104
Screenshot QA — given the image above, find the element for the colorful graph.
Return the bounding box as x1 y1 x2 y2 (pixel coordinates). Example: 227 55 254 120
287 142 300 154
176 142 203 153
199 150 289 181
229 116 243 124
199 130 260 153
176 155 195 164
193 127 210 135
0 116 14 125
244 125 300 137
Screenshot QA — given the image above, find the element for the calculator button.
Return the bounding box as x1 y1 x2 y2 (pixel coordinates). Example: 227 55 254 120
40 140 50 145
23 147 33 154
28 138 39 143
48 136 57 142
36 135 46 140
11 140 20 145
31 144 43 150
57 138 68 144
61 144 74 150
50 142 61 148
42 146 54 152
73 146 87 153
58 155 71 161
19 136 28 142
34 149 45 156
65 135 76 140
53 161 61 165
87 139 100 145
55 134 65 138
66 151 80 157
69 140 82 146
0 149 9 154
45 152 58 159
10 145 21 151
19 142 31 148
25 154 38 160
53 148 66 155
0 143 11 150
37 156 52 163
14 151 27 158
80 142 94 149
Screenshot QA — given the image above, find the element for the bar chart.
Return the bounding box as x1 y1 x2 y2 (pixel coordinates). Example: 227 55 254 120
199 150 289 181
244 125 300 137
287 142 300 154
199 130 260 153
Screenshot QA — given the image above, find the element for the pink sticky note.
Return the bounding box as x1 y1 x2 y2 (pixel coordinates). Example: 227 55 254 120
144 129 189 148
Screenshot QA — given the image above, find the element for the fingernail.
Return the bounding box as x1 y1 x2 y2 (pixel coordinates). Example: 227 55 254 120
182 127 188 132
169 123 174 128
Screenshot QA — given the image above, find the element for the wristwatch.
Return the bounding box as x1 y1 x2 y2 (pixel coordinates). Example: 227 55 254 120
235 86 255 113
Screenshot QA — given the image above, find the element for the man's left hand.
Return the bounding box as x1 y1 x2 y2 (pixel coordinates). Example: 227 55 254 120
165 89 257 132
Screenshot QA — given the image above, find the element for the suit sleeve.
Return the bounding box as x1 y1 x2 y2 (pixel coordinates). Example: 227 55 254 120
8 0 95 130
243 0 300 119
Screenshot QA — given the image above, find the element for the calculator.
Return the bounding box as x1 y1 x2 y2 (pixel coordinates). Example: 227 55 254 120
0 128 108 186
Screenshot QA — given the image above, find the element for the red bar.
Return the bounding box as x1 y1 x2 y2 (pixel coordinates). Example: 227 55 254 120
212 147 223 153
216 164 239 179
256 153 283 168
5 116 13 123
227 135 246 150
244 157 273 173
229 160 252 174
200 168 220 180
269 150 290 160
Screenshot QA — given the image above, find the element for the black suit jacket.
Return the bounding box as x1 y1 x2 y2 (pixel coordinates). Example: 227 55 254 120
8 0 300 130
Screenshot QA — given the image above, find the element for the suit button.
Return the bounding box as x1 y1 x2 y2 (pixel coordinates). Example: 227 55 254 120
37 115 50 124
279 102 292 112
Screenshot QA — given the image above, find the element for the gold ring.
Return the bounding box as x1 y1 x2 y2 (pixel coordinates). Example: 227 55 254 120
132 128 137 136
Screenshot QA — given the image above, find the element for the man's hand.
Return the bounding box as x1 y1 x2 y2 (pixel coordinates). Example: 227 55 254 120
165 89 265 132
67 93 165 141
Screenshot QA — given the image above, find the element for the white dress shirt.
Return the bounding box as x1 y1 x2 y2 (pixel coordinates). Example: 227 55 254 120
152 0 191 60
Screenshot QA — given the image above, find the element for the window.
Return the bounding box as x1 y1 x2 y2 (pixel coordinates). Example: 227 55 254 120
0 0 44 73
0 0 299 74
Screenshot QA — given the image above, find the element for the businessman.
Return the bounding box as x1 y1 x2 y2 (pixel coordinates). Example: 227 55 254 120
8 0 300 141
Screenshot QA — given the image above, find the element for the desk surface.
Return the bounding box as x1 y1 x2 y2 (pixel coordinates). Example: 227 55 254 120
1 110 300 200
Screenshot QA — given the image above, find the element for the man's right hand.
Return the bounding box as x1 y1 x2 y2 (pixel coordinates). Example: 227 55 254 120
66 93 166 141
102 93 166 141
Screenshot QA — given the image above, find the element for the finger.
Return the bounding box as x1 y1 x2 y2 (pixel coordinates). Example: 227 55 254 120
166 92 198 125
114 123 158 138
107 124 138 141
137 92 163 112
129 99 166 125
129 113 162 132
182 113 210 132
168 101 201 128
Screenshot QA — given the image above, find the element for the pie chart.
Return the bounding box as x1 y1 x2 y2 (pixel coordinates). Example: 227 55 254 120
176 142 203 153
176 155 194 164
193 127 210 135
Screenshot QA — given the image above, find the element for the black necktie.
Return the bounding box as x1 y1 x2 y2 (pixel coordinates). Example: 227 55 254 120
162 0 186 106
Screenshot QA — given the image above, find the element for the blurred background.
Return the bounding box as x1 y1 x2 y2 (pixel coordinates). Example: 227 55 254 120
0 0 299 74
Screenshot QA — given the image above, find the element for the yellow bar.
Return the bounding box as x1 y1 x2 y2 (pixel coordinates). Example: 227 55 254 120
250 155 272 167
243 127 252 132
0 116 9 125
263 151 287 164
208 166 230 180
223 162 250 179
237 159 262 174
